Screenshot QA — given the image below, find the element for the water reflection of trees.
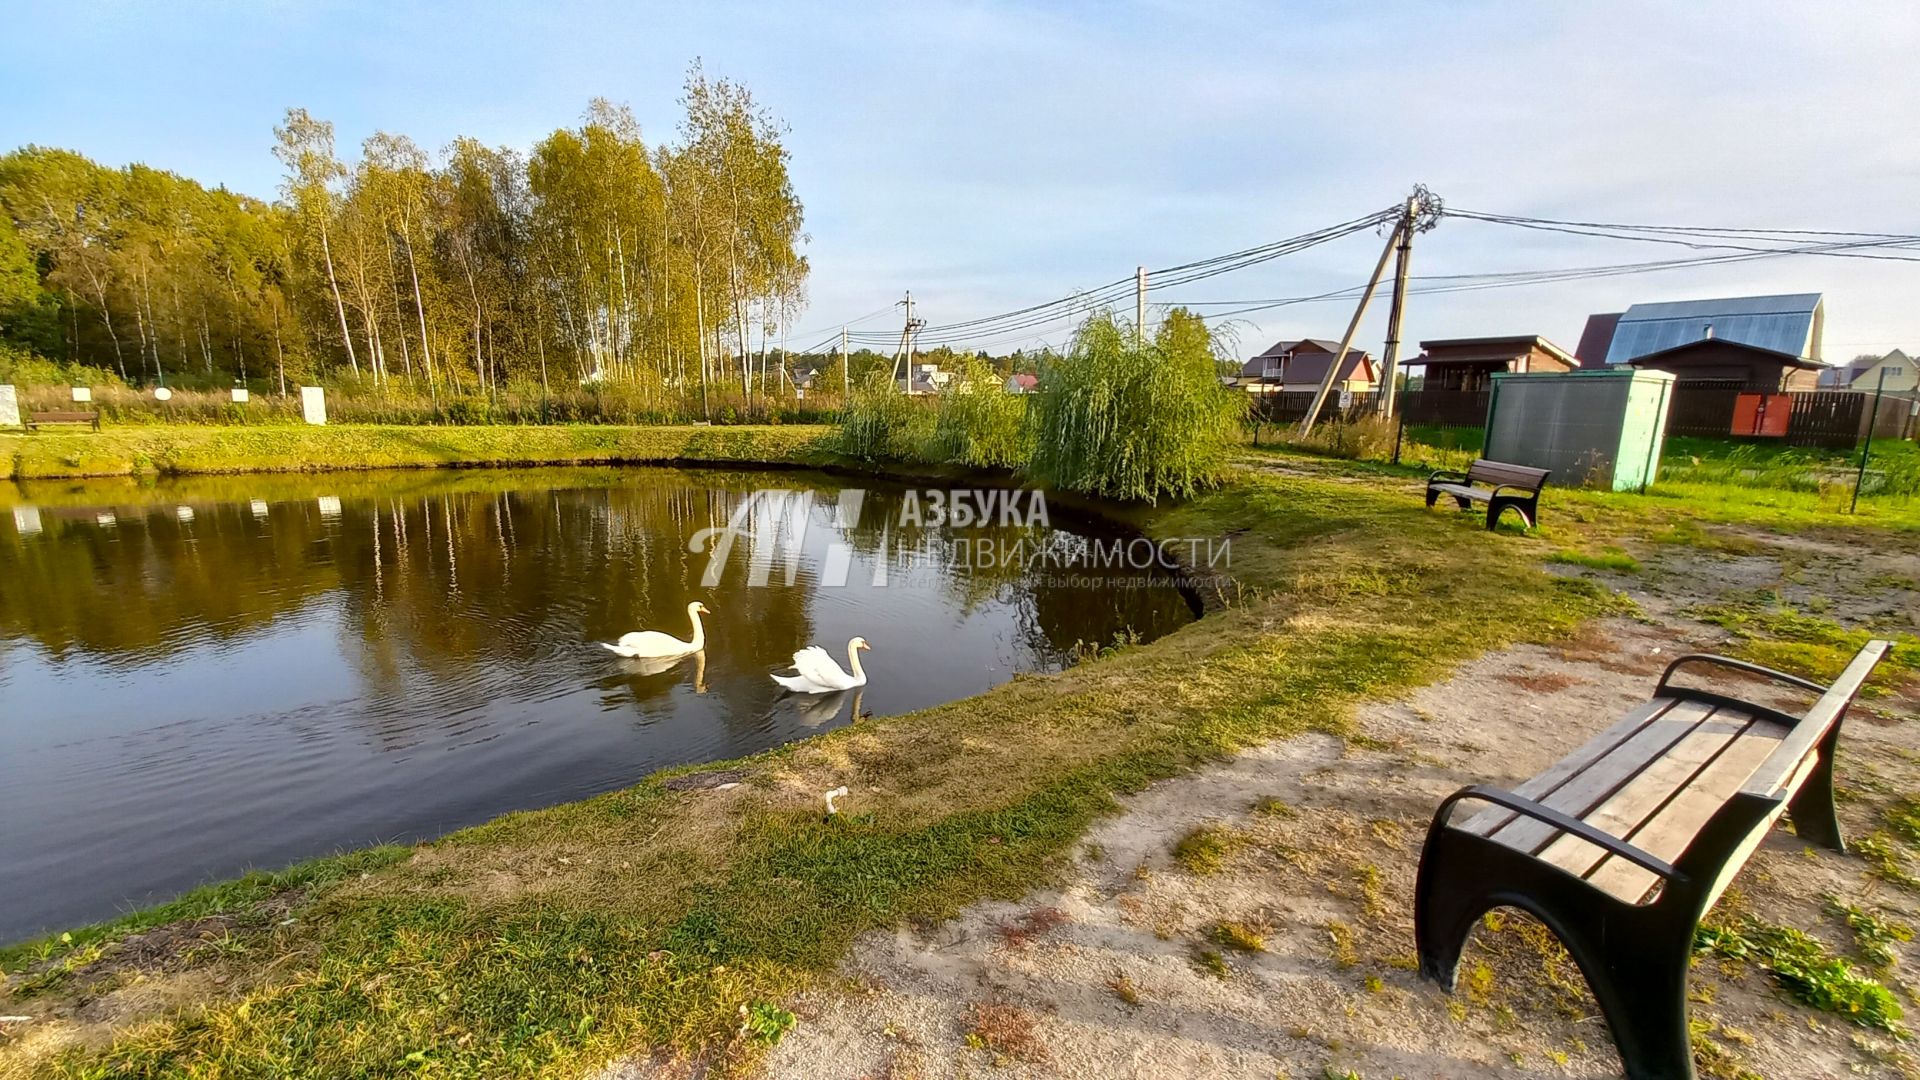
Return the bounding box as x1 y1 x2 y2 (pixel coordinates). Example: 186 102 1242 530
0 470 1190 697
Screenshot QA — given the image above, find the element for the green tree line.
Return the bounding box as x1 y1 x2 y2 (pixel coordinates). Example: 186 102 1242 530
0 63 812 416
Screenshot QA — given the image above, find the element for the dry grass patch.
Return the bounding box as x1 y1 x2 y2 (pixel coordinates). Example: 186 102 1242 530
994 907 1067 951
962 1002 1048 1064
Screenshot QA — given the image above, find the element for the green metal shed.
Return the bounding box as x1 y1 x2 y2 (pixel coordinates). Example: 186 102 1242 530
1483 368 1676 491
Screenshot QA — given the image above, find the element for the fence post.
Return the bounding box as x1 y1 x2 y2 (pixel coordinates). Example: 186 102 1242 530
1852 367 1889 514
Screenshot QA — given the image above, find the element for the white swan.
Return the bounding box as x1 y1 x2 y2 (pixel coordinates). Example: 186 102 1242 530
772 637 870 694
602 601 710 659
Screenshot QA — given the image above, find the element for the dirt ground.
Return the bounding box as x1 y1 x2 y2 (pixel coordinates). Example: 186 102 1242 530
728 530 1920 1080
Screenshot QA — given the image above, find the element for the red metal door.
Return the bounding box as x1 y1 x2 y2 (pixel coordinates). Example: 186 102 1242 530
1732 393 1790 436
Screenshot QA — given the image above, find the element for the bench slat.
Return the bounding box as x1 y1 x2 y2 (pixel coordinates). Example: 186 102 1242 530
1465 459 1549 491
1431 483 1491 502
1482 699 1721 856
1545 710 1784 902
1458 698 1677 838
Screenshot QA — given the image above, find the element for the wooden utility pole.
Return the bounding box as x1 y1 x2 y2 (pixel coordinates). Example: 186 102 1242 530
1298 219 1404 436
892 291 924 392
1376 194 1419 418
1135 265 1147 345
892 291 912 389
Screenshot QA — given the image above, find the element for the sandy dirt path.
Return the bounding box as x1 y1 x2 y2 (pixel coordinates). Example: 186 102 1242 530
731 532 1920 1080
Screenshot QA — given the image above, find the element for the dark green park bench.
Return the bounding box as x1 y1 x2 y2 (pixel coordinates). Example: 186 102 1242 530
1425 458 1549 530
1415 639 1891 1080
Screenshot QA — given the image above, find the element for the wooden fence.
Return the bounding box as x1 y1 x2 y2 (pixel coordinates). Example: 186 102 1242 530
1245 383 1915 450
1247 389 1494 430
1663 383 1903 449
1399 389 1491 430
1246 390 1380 427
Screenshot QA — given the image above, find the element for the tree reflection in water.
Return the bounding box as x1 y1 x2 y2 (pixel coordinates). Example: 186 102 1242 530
0 467 1191 944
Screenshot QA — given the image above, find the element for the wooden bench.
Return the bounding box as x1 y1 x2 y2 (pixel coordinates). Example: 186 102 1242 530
1415 640 1891 1080
1426 459 1549 530
25 409 101 432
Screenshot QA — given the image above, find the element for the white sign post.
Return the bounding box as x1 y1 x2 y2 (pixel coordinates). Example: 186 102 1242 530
1337 388 1354 410
300 386 327 425
0 385 18 428
231 387 250 404
71 386 92 403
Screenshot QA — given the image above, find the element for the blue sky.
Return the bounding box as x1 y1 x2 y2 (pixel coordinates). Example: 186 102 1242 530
4 1 1917 360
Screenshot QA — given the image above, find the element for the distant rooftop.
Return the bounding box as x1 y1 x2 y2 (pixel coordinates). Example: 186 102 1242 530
1603 293 1823 365
1250 338 1349 360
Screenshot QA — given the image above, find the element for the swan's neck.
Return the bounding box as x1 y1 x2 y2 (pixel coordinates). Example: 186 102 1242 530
686 609 706 650
846 642 865 680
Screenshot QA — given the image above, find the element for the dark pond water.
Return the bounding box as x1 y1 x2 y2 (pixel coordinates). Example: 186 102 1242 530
0 467 1193 944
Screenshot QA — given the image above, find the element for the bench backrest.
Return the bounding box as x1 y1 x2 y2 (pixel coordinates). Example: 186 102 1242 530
1465 459 1550 492
1741 640 1888 801
1694 640 1890 912
32 410 97 421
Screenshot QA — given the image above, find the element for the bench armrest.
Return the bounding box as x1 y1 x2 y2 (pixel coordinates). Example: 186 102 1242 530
1436 784 1680 880
1656 654 1826 697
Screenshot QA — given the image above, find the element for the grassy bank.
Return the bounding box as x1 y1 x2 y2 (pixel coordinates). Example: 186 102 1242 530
0 452 1636 1079
0 423 835 481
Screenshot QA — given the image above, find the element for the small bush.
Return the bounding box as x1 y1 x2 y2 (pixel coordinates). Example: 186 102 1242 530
927 354 1027 468
834 370 934 462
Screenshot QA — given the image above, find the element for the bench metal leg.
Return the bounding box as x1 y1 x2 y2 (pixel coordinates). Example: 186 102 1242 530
1486 496 1536 531
1417 825 1702 1080
1786 720 1846 851
1559 916 1696 1080
1425 487 1441 509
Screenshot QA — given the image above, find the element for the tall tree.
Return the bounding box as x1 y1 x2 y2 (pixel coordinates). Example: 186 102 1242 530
274 109 359 376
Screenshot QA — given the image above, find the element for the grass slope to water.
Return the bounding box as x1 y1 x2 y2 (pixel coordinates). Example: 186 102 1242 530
0 459 1623 1079
0 424 834 480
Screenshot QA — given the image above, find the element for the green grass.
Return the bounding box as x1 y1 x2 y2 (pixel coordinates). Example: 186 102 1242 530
0 423 834 480
1695 917 1905 1032
1684 597 1920 685
1246 426 1920 532
1172 824 1247 877
1660 437 1920 499
0 846 411 973
1210 919 1267 952
1546 548 1641 573
1 458 1627 1078
1823 896 1912 969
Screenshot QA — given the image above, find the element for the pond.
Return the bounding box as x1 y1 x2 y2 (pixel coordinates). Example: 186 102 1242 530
0 467 1195 944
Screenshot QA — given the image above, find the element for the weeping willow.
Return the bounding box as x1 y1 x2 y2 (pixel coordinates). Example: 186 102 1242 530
1025 309 1245 503
834 369 932 462
927 354 1028 469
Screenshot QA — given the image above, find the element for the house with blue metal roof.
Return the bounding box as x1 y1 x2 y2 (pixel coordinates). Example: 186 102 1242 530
1599 293 1825 366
